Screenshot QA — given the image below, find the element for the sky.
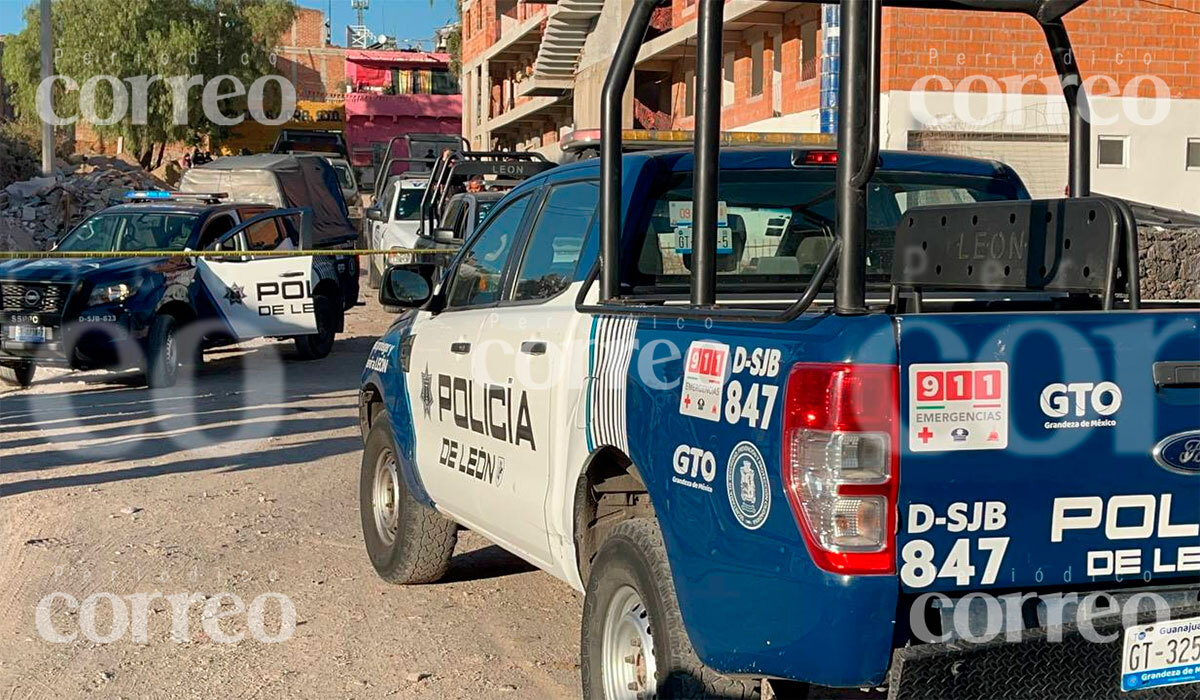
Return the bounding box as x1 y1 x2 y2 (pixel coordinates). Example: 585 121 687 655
0 0 459 47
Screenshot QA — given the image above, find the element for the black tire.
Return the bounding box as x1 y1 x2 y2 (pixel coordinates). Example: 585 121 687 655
145 314 180 388
368 256 381 290
294 292 341 360
359 415 457 584
581 519 760 700
0 362 35 388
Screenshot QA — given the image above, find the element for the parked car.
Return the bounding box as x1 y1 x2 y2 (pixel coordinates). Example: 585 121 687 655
179 154 360 310
0 193 356 389
364 174 445 290
435 191 504 243
271 129 348 159
325 156 364 228
359 144 1200 698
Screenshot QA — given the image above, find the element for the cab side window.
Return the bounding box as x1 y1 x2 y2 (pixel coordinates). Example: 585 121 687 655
379 180 399 216
244 219 289 252
445 194 532 309
513 181 597 302
199 214 238 250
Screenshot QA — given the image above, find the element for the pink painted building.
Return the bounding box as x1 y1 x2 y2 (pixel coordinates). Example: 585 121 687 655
344 50 463 187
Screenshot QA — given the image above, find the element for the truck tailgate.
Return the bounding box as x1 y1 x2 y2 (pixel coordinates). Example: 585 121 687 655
895 310 1200 592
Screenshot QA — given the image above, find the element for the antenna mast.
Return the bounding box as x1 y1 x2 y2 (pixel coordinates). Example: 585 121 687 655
348 0 376 48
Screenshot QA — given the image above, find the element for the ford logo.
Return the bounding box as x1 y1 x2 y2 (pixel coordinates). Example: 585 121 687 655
1153 431 1200 474
23 288 42 307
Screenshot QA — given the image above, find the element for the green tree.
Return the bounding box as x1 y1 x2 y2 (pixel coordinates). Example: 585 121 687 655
446 2 463 76
1 0 294 167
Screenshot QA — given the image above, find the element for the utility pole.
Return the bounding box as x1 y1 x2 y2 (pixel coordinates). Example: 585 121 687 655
40 0 54 176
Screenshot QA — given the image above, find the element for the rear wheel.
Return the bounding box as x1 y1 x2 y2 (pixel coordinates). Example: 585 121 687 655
294 292 340 360
0 362 35 388
145 314 180 388
359 415 457 584
581 519 760 700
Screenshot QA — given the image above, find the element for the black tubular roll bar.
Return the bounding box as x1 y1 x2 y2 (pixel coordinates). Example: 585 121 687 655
593 0 1095 317
419 149 552 236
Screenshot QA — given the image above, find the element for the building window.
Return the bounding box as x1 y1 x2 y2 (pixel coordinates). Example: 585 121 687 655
1097 135 1129 169
751 38 764 97
1188 138 1200 171
684 70 695 117
801 21 818 82
722 53 734 107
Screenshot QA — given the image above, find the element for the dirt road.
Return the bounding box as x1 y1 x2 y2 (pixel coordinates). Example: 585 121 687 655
0 292 582 699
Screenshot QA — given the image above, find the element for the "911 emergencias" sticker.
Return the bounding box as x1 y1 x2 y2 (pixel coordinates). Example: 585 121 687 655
909 362 1009 452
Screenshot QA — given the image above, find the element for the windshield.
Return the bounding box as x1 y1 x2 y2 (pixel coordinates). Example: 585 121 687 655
632 168 1023 292
395 189 425 221
57 212 199 253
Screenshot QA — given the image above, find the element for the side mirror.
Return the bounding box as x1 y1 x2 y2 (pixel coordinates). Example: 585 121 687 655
380 264 436 310
365 207 387 223
432 226 460 245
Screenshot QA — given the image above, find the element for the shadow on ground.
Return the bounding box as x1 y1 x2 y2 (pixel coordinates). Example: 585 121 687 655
0 336 376 497
442 543 539 583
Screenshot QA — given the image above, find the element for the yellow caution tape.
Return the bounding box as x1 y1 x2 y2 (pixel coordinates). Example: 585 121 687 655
0 249 457 260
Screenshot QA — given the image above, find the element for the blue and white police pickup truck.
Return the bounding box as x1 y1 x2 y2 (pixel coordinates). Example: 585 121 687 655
0 192 357 389
358 145 1200 698
357 1 1199 697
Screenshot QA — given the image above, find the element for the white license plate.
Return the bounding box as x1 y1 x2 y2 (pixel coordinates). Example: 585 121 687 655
676 227 733 255
6 325 51 343
1121 615 1200 692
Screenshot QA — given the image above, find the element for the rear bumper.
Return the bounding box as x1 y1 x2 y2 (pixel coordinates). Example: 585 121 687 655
889 602 1200 699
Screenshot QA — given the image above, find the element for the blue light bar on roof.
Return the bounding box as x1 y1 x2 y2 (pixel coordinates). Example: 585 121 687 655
123 191 229 202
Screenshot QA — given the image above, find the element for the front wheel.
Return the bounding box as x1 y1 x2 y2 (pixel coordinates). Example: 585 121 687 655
367 256 381 290
359 415 458 584
0 362 36 388
145 314 180 388
581 519 760 700
293 292 341 360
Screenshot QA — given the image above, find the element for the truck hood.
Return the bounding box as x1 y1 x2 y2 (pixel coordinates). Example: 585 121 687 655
379 221 423 249
0 256 168 284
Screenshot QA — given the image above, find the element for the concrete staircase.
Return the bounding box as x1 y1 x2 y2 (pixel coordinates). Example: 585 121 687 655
519 0 605 96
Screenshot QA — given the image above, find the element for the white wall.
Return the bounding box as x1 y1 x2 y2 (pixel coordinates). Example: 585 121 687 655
884 91 1200 213
732 108 822 134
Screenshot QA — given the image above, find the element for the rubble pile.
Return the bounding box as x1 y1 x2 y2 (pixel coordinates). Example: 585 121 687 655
1139 225 1200 301
0 155 171 251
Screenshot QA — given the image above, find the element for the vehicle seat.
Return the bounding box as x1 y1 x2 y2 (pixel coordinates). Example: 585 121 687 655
158 218 190 249
124 221 159 251
753 256 801 275
796 236 833 276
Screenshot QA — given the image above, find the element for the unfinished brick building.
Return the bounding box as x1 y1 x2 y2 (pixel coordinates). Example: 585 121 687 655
461 0 1199 210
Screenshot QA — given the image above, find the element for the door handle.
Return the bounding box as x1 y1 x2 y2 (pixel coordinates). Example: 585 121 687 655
1154 362 1200 389
521 341 547 356
279 271 305 278
450 342 471 355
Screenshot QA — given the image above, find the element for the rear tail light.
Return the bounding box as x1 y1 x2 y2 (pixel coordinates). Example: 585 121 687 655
782 363 899 575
